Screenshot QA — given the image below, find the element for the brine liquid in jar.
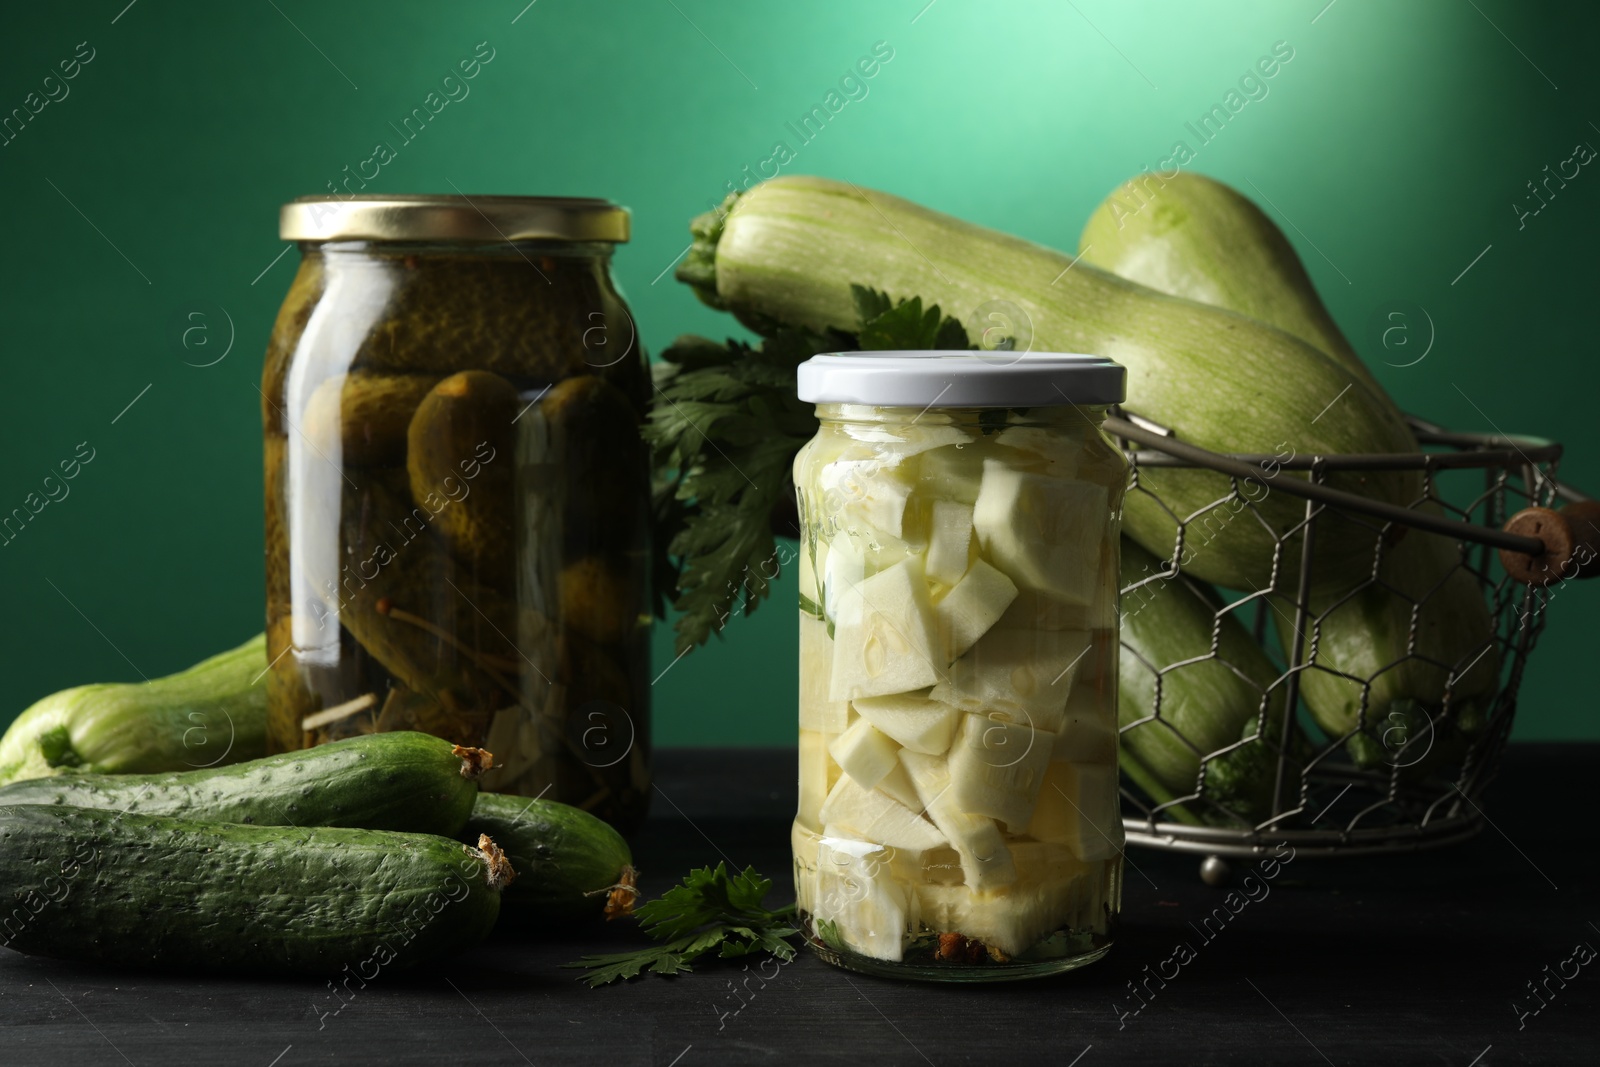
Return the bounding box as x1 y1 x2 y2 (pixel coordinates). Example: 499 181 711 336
791 351 1128 981
262 196 653 833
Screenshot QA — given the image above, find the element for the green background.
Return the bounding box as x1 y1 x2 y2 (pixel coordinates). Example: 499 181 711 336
1 1 1595 746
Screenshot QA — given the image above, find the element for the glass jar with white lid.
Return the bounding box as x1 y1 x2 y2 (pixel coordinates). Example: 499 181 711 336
790 350 1128 981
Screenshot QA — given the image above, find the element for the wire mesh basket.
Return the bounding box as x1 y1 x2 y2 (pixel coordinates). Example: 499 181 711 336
1108 409 1595 878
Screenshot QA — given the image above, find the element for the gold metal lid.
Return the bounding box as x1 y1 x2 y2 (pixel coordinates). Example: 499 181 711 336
279 194 629 243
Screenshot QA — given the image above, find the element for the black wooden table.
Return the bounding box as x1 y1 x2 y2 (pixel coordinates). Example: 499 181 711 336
2 744 1595 1066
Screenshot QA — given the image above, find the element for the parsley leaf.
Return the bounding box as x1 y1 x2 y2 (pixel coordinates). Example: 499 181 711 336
853 285 969 351
565 863 799 987
645 331 826 653
813 917 846 953
648 286 970 653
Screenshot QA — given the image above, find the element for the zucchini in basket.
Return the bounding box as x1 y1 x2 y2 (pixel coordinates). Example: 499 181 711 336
1079 171 1498 767
1118 538 1296 825
1277 527 1498 768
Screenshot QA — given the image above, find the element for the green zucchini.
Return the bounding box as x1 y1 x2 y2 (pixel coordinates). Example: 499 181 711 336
1118 538 1294 825
1278 527 1498 767
1077 173 1498 768
0 804 511 974
0 731 489 838
465 792 636 920
1078 171 1379 391
681 176 1421 593
0 633 268 787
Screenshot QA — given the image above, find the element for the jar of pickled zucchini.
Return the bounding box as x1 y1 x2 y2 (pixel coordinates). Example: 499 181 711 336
790 351 1128 980
263 195 652 831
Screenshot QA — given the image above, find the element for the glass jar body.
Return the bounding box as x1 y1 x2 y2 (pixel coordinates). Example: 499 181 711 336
262 240 651 831
791 402 1127 980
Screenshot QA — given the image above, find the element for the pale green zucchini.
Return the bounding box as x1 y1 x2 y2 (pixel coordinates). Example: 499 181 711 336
1078 170 1379 391
1077 172 1498 766
1118 539 1293 824
1278 528 1499 766
681 176 1421 593
0 634 267 787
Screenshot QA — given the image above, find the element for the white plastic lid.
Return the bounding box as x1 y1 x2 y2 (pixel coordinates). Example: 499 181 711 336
796 351 1125 408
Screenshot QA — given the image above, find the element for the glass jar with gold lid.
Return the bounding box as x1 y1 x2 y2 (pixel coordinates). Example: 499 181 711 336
263 195 651 831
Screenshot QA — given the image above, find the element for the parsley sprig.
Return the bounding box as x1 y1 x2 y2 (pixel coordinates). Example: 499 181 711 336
565 863 799 987
646 329 830 652
647 286 969 653
852 285 969 352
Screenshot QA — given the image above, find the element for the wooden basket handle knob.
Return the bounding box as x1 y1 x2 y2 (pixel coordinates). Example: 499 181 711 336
1499 502 1600 585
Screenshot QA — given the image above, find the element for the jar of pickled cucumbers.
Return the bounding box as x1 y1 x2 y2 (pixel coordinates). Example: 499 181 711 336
790 351 1128 980
263 195 652 831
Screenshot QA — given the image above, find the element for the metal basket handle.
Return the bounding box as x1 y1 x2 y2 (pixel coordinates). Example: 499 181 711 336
1106 411 1598 585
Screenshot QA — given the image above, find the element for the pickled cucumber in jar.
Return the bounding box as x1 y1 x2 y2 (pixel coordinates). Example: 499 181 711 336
791 352 1128 980
262 196 653 832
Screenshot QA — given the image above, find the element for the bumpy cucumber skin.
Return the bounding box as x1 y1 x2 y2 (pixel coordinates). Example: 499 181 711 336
0 731 479 838
0 633 268 787
0 805 500 975
465 793 631 919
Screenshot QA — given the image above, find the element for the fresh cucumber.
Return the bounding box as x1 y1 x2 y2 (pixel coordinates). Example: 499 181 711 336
1119 538 1294 824
0 804 511 974
1077 172 1498 768
681 176 1421 593
0 633 268 787
0 731 489 838
465 792 636 920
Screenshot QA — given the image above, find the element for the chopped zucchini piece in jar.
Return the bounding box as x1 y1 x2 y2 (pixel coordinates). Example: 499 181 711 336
829 559 944 701
852 691 962 756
